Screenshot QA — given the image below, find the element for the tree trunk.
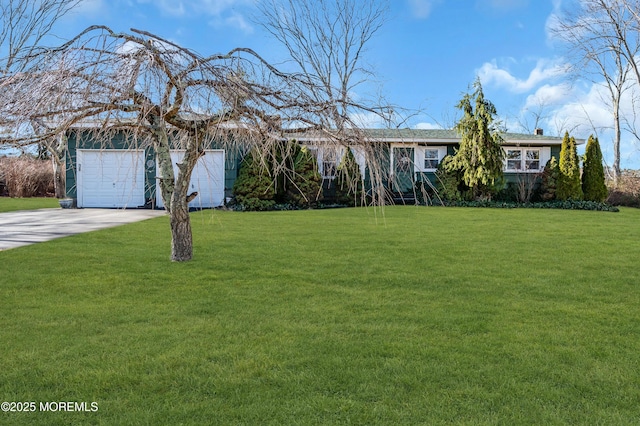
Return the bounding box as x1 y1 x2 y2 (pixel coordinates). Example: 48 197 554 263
613 97 621 184
169 167 195 261
50 134 67 199
163 128 205 262
153 124 175 211
170 198 192 261
52 155 66 198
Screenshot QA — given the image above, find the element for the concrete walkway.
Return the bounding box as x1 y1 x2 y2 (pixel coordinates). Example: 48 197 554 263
0 208 166 251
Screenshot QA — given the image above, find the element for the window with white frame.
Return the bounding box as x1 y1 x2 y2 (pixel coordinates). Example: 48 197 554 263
417 146 446 171
506 149 523 170
424 149 440 169
322 148 338 179
505 148 542 171
525 149 540 170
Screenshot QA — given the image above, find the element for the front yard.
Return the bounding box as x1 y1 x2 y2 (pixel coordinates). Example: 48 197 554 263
1 206 639 424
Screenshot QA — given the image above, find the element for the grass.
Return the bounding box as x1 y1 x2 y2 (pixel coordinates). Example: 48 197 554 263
1 206 640 425
0 197 59 212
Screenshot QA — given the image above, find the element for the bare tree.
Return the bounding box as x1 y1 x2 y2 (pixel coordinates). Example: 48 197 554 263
551 0 640 182
1 0 81 197
257 0 388 129
1 0 81 74
256 0 394 204
1 18 390 260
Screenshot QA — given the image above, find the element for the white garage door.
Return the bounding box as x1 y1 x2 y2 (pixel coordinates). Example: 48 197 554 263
156 150 225 209
77 150 146 208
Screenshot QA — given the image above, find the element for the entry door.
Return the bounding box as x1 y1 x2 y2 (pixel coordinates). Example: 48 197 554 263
393 147 415 193
77 150 145 208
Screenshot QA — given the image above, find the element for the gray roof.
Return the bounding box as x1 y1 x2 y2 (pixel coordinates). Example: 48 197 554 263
288 128 574 145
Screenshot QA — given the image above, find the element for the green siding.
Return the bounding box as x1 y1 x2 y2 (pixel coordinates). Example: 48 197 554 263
65 129 243 208
64 132 78 199
65 129 565 206
223 145 244 200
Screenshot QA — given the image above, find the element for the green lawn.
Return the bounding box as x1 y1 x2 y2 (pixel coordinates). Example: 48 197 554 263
1 206 639 425
0 197 59 212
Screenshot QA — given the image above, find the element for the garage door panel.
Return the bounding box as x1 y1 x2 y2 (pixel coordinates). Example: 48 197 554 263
78 150 145 208
156 150 225 209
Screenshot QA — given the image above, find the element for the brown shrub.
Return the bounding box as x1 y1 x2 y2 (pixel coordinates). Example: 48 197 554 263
0 157 55 197
607 170 640 207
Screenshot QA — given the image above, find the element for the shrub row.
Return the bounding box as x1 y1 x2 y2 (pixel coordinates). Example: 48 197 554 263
440 199 619 212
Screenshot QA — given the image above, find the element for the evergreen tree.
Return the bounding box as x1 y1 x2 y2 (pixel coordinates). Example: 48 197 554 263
445 78 505 199
582 135 608 202
335 147 364 206
539 157 560 201
285 144 323 208
436 155 470 201
232 151 276 211
556 132 583 200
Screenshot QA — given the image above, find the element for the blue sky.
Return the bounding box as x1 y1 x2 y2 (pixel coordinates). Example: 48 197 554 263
51 0 640 168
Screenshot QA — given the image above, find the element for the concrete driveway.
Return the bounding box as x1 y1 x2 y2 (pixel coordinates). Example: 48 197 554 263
0 208 165 251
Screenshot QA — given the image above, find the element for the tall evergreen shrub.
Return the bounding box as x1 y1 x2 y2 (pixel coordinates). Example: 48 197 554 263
436 155 469 201
556 132 583 200
232 152 276 211
539 157 560 201
445 78 505 199
582 135 608 202
285 144 323 208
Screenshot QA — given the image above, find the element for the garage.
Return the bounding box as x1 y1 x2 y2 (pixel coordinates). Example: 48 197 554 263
76 150 146 208
156 150 225 209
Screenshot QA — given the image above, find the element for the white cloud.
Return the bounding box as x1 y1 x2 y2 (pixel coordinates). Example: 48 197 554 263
78 0 104 12
478 58 569 93
408 0 441 19
136 0 254 31
69 0 107 18
523 83 573 110
145 0 253 16
224 13 253 34
541 82 640 168
349 112 387 128
414 122 443 130
548 84 612 135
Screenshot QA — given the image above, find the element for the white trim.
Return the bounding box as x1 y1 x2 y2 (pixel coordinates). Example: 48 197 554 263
415 146 447 172
503 146 550 173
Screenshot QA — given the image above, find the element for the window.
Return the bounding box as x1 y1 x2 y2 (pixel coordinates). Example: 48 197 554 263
424 149 440 169
505 148 542 171
506 149 522 170
322 149 338 178
417 146 445 171
525 149 540 170
395 149 412 172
